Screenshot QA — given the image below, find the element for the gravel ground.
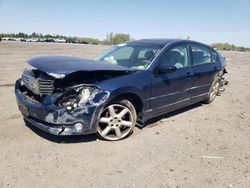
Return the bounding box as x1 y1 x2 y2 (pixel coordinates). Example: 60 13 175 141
0 41 249 188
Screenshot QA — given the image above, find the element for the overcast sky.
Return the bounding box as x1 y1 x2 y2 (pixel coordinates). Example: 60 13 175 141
0 0 250 47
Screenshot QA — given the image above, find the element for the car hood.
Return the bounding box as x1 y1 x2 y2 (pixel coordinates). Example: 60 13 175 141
27 55 131 79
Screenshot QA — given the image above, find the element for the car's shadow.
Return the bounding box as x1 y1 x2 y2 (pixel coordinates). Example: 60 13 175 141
24 120 97 144
24 102 203 143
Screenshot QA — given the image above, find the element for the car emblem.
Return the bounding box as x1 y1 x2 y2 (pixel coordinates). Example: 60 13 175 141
29 79 39 94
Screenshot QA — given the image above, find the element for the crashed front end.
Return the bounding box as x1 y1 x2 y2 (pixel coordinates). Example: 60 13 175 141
15 69 110 135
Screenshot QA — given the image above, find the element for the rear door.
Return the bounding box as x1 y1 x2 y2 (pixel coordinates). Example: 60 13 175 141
189 43 220 100
149 43 193 116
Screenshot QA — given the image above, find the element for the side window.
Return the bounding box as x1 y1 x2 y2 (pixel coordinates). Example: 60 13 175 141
211 51 218 63
159 44 189 69
110 46 133 60
191 44 213 65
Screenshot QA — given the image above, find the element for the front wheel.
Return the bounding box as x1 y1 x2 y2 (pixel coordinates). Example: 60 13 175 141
97 100 136 141
204 79 220 104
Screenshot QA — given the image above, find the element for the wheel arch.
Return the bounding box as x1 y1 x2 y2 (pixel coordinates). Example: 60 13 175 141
108 92 144 121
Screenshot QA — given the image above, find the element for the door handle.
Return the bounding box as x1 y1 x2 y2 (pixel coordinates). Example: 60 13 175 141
214 67 219 71
186 72 193 77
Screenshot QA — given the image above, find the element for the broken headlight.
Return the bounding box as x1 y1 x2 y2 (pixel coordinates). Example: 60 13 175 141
57 86 97 111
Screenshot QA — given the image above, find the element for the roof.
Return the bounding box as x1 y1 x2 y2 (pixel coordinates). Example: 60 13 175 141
127 38 184 46
127 38 213 50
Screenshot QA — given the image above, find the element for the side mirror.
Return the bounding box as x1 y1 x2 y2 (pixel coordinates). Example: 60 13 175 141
156 65 177 74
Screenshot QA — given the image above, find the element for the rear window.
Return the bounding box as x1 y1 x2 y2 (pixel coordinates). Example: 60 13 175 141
211 51 218 63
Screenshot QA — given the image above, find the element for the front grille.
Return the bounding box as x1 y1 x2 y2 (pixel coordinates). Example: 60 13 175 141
22 70 54 95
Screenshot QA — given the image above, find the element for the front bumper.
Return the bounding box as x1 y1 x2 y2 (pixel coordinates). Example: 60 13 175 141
15 79 109 135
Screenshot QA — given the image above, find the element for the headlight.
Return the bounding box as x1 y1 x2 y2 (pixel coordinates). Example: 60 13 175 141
57 86 97 110
78 88 91 105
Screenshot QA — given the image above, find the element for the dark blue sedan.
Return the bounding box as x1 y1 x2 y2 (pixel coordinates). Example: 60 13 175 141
15 39 227 140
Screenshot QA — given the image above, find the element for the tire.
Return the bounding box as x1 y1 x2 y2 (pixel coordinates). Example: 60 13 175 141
204 79 220 104
97 99 137 141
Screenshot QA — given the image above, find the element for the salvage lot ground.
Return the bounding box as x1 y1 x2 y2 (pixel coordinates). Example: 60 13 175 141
0 41 249 187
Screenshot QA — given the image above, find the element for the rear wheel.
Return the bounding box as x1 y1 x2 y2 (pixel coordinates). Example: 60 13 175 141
97 100 136 141
204 79 220 104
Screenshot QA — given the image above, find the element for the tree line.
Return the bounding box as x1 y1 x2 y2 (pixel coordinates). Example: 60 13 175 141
211 43 250 52
0 32 131 45
1 32 249 51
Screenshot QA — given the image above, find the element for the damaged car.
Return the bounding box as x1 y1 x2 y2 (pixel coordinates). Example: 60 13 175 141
15 39 227 141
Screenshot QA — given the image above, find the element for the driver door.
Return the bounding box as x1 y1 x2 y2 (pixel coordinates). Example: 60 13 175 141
149 43 193 116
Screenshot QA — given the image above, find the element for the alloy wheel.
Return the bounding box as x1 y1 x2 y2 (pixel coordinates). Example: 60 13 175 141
97 104 135 141
210 81 220 101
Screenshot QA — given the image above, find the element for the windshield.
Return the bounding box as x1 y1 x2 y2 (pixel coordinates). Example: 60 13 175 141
95 43 163 70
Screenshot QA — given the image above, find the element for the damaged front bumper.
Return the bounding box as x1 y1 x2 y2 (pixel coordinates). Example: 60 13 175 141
15 79 109 136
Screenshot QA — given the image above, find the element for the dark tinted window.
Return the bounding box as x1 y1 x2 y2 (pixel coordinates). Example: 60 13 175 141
159 44 189 69
191 44 214 65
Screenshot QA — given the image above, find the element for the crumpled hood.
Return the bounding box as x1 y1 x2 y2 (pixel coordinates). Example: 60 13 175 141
27 55 131 79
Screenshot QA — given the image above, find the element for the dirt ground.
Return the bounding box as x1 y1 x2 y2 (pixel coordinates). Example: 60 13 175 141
0 41 249 188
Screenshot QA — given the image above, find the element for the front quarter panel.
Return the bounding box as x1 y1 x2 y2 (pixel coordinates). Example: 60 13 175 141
96 70 152 111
